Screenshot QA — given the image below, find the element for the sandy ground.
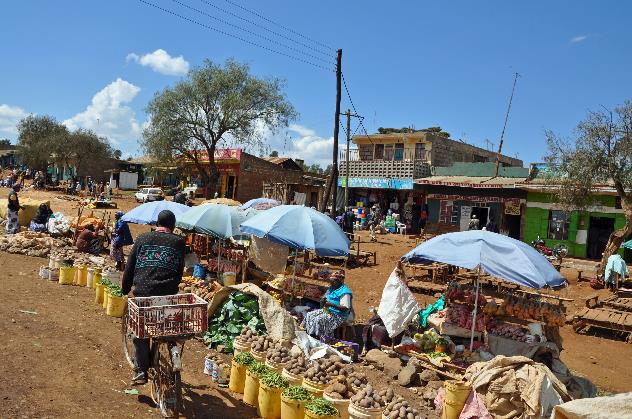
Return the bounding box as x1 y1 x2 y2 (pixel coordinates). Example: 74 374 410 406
1 187 631 417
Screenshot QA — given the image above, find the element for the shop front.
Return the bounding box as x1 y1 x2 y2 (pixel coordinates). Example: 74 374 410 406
521 191 627 259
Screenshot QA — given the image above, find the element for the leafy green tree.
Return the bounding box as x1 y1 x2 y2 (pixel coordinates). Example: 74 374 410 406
0 139 11 147
113 149 122 159
16 115 69 173
269 150 279 157
143 59 297 197
545 100 632 269
68 129 114 177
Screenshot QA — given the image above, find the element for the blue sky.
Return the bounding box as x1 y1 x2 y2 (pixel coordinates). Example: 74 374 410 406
1 0 631 166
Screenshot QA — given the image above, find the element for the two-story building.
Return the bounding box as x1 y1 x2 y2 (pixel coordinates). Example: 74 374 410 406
338 131 523 210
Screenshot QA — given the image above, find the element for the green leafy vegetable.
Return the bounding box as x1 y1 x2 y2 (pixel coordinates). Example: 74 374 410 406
203 292 267 352
248 361 271 377
260 371 289 389
282 386 312 402
305 398 338 416
234 352 255 366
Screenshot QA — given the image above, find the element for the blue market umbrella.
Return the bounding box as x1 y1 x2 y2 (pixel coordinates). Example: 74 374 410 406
402 230 566 289
402 230 566 349
623 240 632 250
176 204 254 239
240 198 280 210
121 201 190 225
239 205 350 256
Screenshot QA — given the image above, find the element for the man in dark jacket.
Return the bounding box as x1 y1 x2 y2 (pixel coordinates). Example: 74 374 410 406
122 210 186 384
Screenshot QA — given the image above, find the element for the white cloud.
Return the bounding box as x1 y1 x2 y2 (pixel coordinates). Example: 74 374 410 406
126 49 190 76
0 104 28 135
63 78 142 147
570 35 588 44
265 123 339 167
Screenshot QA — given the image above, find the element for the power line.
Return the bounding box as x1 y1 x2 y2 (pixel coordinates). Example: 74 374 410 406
200 0 333 59
341 72 374 144
172 0 336 66
136 0 334 72
223 0 334 52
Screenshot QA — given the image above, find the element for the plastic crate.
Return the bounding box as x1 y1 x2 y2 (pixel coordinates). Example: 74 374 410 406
127 293 208 339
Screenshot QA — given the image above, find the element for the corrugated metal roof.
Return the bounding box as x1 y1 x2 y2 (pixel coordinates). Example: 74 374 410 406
264 156 293 165
414 175 526 188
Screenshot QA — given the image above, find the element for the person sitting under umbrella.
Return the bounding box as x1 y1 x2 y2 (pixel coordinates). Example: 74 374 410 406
29 203 53 232
302 271 354 338
76 224 101 255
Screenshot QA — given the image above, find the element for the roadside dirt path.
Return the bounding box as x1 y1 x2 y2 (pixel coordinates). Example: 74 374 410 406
0 252 257 418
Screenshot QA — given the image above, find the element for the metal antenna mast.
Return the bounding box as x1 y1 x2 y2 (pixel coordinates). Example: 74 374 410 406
494 72 520 177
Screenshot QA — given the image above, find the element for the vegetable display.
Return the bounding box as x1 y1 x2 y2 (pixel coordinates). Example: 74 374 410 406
323 375 357 400
260 371 289 389
445 304 491 332
248 361 271 377
382 395 423 419
251 335 274 353
305 397 338 417
236 327 258 344
304 355 347 385
413 329 442 352
203 292 266 352
282 385 313 402
350 384 393 409
234 351 255 366
284 352 308 375
266 343 291 365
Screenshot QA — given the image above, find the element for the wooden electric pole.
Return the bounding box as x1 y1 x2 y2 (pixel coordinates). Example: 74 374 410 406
319 48 342 215
494 72 520 177
344 108 351 209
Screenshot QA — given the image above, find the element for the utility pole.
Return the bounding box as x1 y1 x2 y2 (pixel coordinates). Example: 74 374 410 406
494 72 520 177
344 108 351 208
320 48 342 215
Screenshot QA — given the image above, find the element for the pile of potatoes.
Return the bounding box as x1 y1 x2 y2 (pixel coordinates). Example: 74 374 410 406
323 375 357 400
347 371 368 388
382 395 423 419
251 335 273 353
236 327 257 344
267 342 291 365
350 385 395 410
284 352 308 375
304 355 346 385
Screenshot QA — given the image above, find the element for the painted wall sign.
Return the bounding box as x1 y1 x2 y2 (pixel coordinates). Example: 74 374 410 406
428 194 521 205
338 177 413 190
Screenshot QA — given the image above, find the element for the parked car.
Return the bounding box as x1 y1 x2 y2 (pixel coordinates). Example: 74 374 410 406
135 187 164 203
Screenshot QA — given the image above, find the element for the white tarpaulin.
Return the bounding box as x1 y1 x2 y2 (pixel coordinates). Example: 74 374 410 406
551 392 632 419
378 266 421 337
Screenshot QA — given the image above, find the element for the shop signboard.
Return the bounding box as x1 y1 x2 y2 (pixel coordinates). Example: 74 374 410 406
504 201 521 215
338 177 413 190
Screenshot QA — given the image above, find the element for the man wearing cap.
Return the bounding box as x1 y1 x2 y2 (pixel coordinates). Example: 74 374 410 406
122 210 186 384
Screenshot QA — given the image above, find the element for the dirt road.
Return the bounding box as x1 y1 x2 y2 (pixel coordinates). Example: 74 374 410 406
0 253 257 418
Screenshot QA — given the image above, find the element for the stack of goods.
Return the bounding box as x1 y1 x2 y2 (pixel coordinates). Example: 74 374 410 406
323 375 357 399
284 352 308 376
179 279 222 302
350 384 394 409
445 304 491 332
501 295 566 326
304 355 347 385
235 327 258 346
347 371 368 389
382 395 424 419
0 232 73 258
266 342 291 367
487 323 531 342
203 292 266 352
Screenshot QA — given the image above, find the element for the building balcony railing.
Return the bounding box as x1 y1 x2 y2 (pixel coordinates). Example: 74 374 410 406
339 159 431 179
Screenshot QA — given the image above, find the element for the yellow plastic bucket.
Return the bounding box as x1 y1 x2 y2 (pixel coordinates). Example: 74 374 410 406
305 409 337 419
106 294 127 317
258 383 282 419
243 370 260 407
302 379 327 399
441 381 471 419
93 271 102 289
324 393 350 419
229 360 247 394
347 403 382 419
251 350 267 363
77 265 88 287
265 359 286 374
280 394 306 419
233 339 251 357
281 369 303 386
102 289 110 309
95 283 105 304
59 266 76 285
